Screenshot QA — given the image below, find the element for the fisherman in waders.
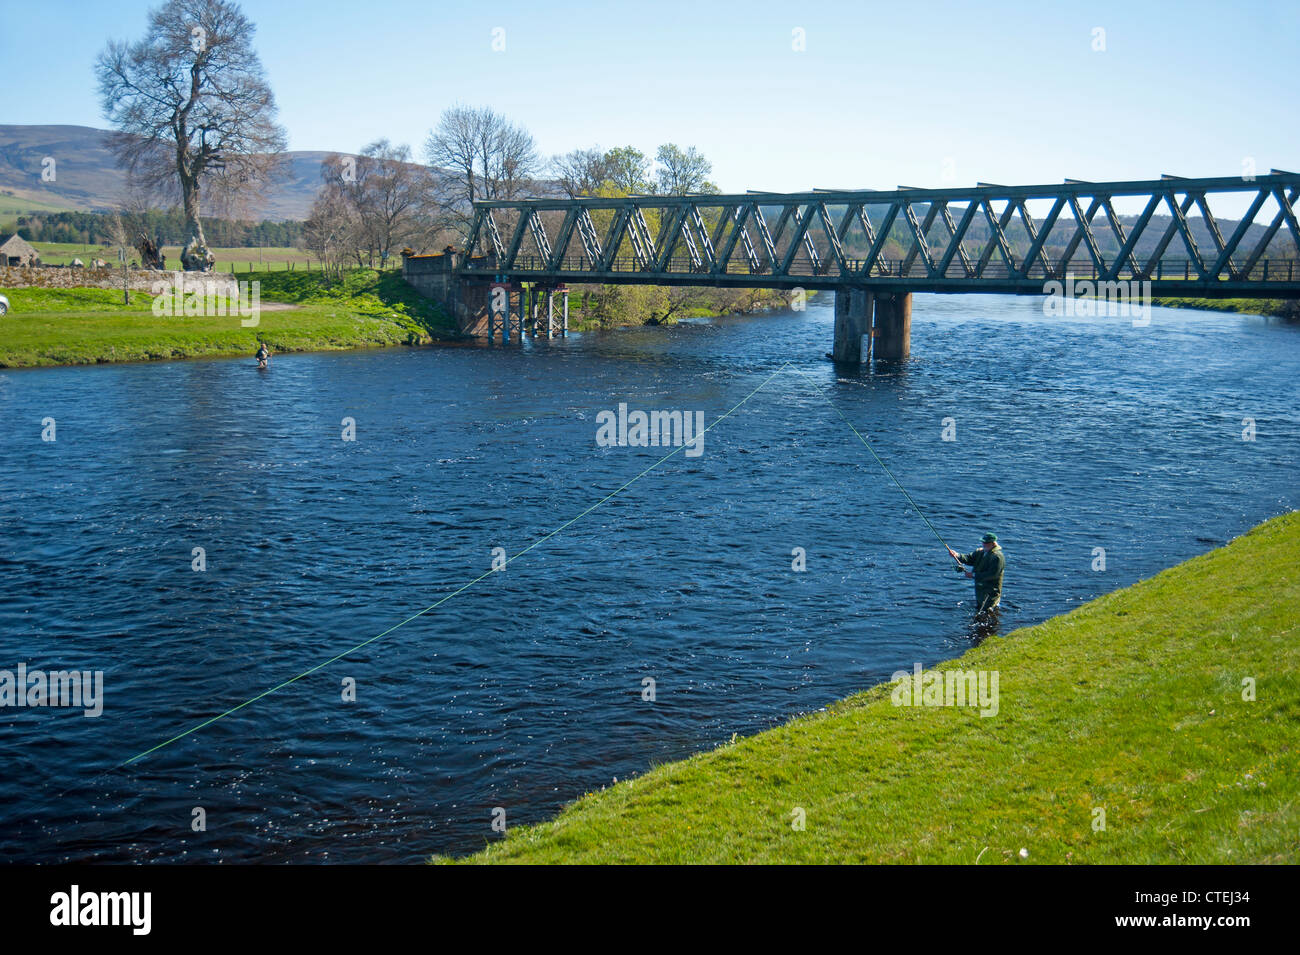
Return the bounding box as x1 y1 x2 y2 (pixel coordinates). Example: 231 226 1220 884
948 533 1005 619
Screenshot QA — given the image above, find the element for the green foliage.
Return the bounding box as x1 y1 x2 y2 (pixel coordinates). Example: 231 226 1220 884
601 146 651 195
565 284 794 329
575 284 667 328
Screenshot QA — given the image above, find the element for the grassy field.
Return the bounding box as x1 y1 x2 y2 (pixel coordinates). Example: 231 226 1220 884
0 269 456 367
0 193 74 231
447 511 1300 864
25 240 339 273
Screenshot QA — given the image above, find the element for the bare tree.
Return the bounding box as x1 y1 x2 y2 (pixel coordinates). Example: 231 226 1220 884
310 144 433 268
300 186 357 278
105 190 166 268
552 147 610 198
315 153 366 266
352 140 434 266
654 143 715 196
424 105 478 215
491 122 538 200
425 105 539 238
95 0 287 270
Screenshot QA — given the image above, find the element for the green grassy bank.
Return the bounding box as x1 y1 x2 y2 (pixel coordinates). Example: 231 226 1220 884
0 269 456 368
1153 296 1298 320
449 511 1300 864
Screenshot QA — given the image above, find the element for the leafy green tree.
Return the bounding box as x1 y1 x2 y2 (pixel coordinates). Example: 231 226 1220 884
602 146 651 195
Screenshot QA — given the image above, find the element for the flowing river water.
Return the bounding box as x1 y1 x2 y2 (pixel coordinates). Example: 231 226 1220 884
1 293 1297 862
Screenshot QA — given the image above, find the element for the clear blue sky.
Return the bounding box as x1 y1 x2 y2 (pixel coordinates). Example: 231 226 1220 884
3 0 1296 200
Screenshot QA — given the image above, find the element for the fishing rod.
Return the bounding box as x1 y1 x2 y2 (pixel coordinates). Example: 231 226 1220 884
792 368 964 570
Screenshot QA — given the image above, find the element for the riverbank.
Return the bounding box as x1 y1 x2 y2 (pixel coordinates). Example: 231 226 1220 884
564 284 803 331
447 511 1299 864
0 267 802 366
0 269 457 368
1152 296 1298 320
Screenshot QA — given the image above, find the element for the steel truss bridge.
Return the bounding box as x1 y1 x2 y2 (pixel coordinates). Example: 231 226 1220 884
460 172 1300 297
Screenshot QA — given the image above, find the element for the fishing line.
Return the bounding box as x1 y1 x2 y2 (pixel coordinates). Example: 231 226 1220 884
116 360 792 769
789 365 961 565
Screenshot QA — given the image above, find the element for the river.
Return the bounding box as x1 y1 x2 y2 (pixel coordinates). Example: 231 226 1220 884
1 292 1296 862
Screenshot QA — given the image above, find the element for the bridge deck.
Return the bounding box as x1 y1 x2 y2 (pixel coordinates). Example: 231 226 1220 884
457 256 1299 297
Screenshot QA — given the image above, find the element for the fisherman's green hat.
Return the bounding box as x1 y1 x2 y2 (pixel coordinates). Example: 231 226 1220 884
982 533 998 543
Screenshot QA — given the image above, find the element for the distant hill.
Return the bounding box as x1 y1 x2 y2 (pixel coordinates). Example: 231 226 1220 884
0 124 352 221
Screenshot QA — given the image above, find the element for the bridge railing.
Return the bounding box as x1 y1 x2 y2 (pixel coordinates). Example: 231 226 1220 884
462 254 1299 284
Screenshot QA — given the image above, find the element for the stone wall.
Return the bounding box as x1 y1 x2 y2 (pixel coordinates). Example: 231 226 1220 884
402 252 491 337
0 265 238 295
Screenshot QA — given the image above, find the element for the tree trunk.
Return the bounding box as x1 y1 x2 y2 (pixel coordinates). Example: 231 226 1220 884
180 172 210 271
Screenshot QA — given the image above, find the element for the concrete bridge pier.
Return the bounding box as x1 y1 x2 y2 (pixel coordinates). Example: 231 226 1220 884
873 293 912 360
832 288 873 363
833 289 913 363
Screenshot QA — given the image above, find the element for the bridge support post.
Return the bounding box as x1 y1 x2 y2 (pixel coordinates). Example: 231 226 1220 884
546 290 555 338
561 288 569 336
873 292 912 360
502 288 511 344
833 288 872 363
488 282 505 344
515 286 526 344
